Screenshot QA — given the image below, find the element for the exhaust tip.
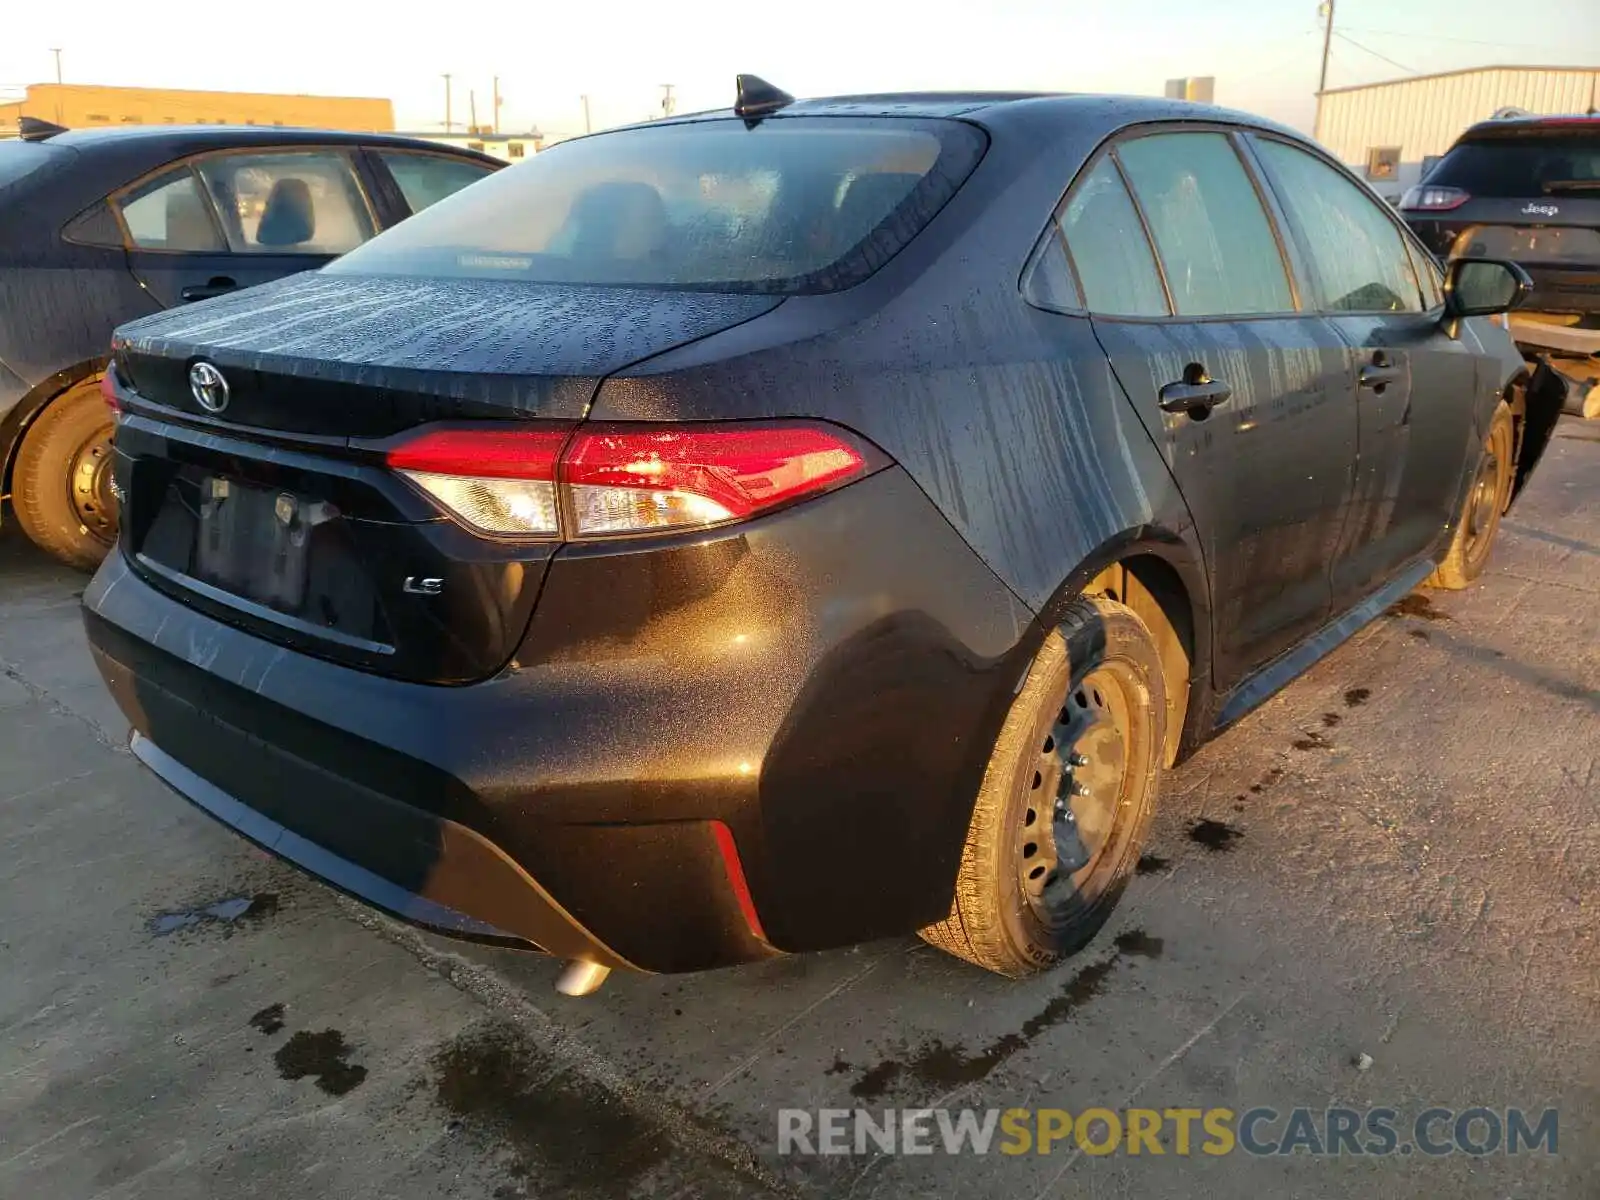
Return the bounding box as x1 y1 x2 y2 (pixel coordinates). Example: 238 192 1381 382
555 959 612 997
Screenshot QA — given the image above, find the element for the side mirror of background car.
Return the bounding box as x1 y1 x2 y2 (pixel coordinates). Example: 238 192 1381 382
1443 258 1533 319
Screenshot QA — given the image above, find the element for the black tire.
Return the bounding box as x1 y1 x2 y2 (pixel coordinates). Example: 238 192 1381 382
12 378 119 572
920 595 1166 977
1428 401 1514 591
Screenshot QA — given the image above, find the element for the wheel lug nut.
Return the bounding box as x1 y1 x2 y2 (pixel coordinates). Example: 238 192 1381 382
1068 752 1089 768
1072 781 1092 797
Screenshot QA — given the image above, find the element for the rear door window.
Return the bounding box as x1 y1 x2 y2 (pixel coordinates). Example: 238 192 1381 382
1116 131 1294 316
376 150 498 214
1427 134 1600 197
194 150 376 254
327 117 986 293
1058 156 1169 318
1253 138 1424 314
116 166 226 252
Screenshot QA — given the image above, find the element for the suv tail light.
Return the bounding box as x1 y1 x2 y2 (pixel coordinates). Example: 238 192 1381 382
386 421 883 540
100 368 122 414
1400 185 1470 212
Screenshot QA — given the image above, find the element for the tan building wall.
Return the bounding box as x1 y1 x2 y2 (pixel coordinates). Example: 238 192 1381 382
1317 65 1600 198
0 83 393 135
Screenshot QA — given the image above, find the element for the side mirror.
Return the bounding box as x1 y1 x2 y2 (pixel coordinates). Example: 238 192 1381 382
1444 257 1533 318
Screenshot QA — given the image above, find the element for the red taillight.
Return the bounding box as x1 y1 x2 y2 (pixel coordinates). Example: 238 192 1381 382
711 819 766 941
1400 185 1470 212
385 421 878 540
562 424 869 537
386 426 570 537
99 370 121 414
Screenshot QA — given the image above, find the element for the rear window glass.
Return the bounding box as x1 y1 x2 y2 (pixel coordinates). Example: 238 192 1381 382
1428 134 1600 197
326 117 986 293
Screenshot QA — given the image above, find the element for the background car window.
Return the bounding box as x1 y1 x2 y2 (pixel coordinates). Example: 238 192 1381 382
195 151 375 255
1426 135 1600 197
1060 157 1168 318
1116 132 1293 316
1254 139 1423 314
378 151 497 213
116 167 225 252
1021 228 1082 312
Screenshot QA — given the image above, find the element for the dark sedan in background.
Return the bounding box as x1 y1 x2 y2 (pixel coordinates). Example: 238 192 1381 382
85 82 1557 995
0 121 499 568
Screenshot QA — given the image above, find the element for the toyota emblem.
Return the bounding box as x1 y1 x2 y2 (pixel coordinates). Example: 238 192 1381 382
189 361 230 414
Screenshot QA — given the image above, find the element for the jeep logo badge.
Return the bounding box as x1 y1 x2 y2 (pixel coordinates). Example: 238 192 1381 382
1521 202 1559 218
189 361 230 414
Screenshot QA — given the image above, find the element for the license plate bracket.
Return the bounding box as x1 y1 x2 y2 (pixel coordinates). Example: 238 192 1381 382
194 476 339 613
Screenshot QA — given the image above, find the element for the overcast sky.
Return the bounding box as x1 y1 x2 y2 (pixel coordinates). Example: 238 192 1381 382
5 0 1598 137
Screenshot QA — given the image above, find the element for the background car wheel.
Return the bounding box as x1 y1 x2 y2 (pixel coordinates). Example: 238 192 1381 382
1428 400 1514 591
12 377 119 572
920 594 1166 977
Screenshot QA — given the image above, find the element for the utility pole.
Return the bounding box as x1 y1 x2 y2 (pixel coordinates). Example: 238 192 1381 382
580 93 592 134
660 83 676 118
442 73 454 133
48 48 63 124
492 75 502 134
469 89 478 134
1314 0 1335 140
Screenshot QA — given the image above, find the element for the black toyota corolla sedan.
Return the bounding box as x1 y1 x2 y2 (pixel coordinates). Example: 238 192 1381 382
84 80 1561 995
0 121 499 569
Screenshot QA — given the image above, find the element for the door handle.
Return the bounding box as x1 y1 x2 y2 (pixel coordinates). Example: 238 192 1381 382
180 276 238 302
1158 371 1232 416
1359 351 1403 391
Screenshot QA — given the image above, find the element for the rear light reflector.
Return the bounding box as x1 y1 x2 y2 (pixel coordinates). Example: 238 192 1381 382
386 426 568 536
1400 185 1470 212
384 421 880 540
99 369 121 414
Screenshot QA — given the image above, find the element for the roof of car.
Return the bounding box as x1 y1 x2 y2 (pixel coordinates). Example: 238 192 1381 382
1459 113 1600 140
645 91 1304 138
35 124 495 156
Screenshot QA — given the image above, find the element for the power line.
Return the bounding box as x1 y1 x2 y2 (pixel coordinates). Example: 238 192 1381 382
1333 32 1417 77
1339 25 1593 54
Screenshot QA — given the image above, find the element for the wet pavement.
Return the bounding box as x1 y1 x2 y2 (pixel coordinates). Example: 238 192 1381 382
2 419 1596 1198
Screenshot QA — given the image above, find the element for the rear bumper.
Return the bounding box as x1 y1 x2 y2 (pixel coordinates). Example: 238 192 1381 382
84 466 1033 972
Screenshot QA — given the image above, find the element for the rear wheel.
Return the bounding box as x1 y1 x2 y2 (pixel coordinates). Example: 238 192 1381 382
920 595 1166 977
1428 401 1514 591
12 378 119 572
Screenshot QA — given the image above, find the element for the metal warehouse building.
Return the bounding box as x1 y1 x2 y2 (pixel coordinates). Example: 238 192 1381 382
1316 65 1600 199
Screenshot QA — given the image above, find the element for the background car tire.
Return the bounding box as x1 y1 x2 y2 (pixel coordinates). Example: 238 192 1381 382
920 594 1166 977
1428 400 1514 591
12 378 119 572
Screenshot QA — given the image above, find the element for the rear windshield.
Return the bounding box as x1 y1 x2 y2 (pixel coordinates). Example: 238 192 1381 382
0 140 71 195
1428 132 1600 197
326 116 986 294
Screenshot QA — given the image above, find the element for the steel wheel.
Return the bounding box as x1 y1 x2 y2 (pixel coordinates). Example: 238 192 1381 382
1016 660 1147 929
67 421 119 546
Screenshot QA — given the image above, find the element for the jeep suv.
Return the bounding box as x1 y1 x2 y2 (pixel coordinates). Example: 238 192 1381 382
1403 115 1599 313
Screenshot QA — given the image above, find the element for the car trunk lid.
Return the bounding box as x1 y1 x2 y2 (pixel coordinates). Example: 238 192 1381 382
110 272 782 684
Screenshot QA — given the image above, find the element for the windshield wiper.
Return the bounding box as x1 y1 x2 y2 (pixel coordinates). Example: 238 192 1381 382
1541 179 1600 194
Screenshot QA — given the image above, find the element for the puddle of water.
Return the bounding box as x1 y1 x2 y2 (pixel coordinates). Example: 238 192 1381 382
1189 819 1243 851
249 1003 286 1035
150 893 278 937
1387 594 1451 622
275 1029 367 1096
